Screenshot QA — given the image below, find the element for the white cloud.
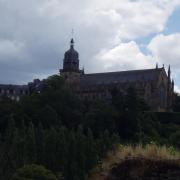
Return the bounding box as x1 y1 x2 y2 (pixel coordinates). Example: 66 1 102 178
95 32 180 75
39 0 180 40
175 85 180 94
0 0 180 83
95 41 154 72
148 33 180 70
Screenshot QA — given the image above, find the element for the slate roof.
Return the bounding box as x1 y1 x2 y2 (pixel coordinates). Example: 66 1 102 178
80 68 164 87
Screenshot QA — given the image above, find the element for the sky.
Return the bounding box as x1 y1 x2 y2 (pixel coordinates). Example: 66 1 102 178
0 0 180 92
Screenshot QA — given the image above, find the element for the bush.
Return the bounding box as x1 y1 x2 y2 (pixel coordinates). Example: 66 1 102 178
11 164 58 180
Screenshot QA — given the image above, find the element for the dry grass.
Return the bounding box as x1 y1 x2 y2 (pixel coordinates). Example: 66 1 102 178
88 144 180 180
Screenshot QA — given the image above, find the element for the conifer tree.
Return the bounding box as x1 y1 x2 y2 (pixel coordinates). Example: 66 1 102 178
24 122 37 164
35 122 45 164
66 131 78 180
43 128 57 170
85 128 98 171
76 126 86 180
56 127 68 173
0 115 19 179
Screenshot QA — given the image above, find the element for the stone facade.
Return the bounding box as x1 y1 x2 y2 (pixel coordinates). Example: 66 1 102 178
60 39 174 112
0 38 175 111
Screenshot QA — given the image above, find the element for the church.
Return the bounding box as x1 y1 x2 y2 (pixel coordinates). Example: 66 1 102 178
0 38 175 112
60 39 174 112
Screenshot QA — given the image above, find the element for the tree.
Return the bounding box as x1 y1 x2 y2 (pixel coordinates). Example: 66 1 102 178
24 122 37 164
38 105 59 128
11 164 58 180
76 126 86 180
55 127 68 173
85 128 98 171
118 87 148 140
43 128 57 171
35 123 45 165
66 131 78 180
169 130 180 148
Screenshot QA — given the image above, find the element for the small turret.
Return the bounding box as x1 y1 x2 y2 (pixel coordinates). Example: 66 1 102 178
156 63 158 69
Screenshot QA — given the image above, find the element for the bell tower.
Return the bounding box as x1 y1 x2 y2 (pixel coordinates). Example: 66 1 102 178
60 39 81 86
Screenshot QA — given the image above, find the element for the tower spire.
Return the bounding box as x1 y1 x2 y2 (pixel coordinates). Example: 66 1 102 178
168 64 171 80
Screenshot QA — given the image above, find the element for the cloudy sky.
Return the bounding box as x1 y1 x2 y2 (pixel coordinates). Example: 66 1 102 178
0 0 180 91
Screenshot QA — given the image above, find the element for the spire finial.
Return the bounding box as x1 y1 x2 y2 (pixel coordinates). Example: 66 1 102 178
70 38 74 49
70 29 74 48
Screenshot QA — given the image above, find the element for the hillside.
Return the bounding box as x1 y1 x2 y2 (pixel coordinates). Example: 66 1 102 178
88 144 180 180
0 75 180 180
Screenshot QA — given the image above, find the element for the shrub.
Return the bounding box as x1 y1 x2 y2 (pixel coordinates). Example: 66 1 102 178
11 164 58 180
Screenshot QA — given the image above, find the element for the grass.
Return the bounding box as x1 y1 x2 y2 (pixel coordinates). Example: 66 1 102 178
88 143 180 180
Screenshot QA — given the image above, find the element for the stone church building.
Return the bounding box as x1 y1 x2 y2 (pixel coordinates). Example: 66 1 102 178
60 39 174 112
0 38 175 112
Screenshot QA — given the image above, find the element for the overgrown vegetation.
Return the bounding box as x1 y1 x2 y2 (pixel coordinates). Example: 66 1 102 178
88 143 180 180
0 75 179 180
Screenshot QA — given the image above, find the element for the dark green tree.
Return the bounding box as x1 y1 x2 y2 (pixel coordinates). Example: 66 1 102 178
24 122 37 164
85 128 98 171
11 164 58 180
43 128 57 171
169 130 180 148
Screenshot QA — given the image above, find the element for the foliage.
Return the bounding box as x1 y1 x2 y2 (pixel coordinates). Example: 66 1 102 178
0 75 179 180
169 130 180 148
88 143 180 180
11 164 58 180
